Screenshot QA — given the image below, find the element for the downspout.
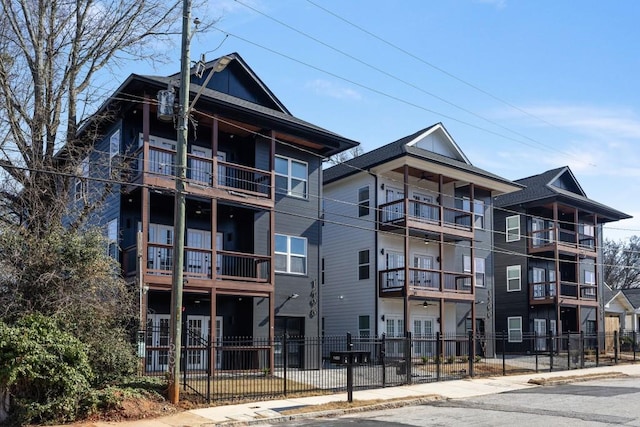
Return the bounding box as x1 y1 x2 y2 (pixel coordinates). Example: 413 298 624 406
373 171 379 337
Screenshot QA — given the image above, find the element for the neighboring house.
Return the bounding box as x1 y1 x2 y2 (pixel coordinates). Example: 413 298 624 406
605 286 640 333
75 52 358 372
493 166 631 349
322 123 521 356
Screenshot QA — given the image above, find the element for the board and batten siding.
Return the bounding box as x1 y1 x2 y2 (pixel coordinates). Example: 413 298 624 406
322 172 377 337
493 207 529 334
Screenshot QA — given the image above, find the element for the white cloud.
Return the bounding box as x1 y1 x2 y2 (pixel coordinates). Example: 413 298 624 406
306 79 362 100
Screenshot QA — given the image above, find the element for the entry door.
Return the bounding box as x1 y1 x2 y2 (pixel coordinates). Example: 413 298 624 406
532 268 546 299
186 315 210 371
412 254 434 288
384 188 404 222
148 224 174 274
412 193 434 221
386 251 405 289
186 229 212 277
534 318 547 351
190 146 212 184
146 314 170 372
412 317 435 356
385 317 405 357
532 218 552 246
215 316 223 369
149 137 176 176
215 232 223 275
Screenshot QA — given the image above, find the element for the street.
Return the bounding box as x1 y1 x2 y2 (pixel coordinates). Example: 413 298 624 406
280 377 640 426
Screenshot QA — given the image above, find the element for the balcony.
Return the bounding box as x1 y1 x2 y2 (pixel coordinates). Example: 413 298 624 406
123 243 271 288
378 199 473 240
529 227 596 256
529 281 598 305
379 268 473 300
132 142 273 208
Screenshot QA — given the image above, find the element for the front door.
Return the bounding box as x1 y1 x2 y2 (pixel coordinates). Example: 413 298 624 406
186 229 212 278
186 315 210 371
386 251 405 289
146 314 170 372
534 318 547 351
385 316 405 358
148 224 174 275
412 193 435 221
215 316 223 369
384 188 405 222
412 317 435 357
189 145 213 184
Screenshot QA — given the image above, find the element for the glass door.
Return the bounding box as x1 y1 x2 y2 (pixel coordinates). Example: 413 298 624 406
146 314 170 372
186 315 210 371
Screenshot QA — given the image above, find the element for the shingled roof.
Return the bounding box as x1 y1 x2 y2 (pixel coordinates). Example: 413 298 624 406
323 123 519 188
494 166 631 222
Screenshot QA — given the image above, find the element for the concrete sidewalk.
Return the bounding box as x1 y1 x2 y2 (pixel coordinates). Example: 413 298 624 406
86 364 640 426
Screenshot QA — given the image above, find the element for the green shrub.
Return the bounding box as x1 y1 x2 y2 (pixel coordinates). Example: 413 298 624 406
84 327 139 386
0 315 93 425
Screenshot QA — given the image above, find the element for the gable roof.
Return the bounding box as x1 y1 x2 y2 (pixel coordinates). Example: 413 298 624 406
494 166 631 223
621 289 640 309
324 123 521 191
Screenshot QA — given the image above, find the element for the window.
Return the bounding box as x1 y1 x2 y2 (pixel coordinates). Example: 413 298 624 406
275 234 307 274
507 316 522 342
507 265 521 292
358 250 370 280
463 256 485 287
75 156 89 201
358 186 370 217
358 315 370 338
106 219 118 259
275 156 308 198
584 270 596 297
586 320 596 335
109 130 120 176
506 215 521 242
321 257 325 285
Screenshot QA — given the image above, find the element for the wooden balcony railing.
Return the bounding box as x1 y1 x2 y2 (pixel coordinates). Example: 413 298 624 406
378 199 473 234
380 268 472 295
123 243 271 283
530 280 597 303
133 146 272 199
530 227 596 252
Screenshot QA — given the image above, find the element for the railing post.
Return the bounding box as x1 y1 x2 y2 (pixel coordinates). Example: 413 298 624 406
381 333 386 387
468 330 474 377
405 331 412 385
614 330 619 364
436 332 441 381
207 334 211 404
283 333 288 396
595 331 600 367
501 331 506 376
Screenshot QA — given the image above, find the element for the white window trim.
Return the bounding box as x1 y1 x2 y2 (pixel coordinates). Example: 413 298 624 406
358 249 370 280
358 315 371 338
358 185 370 217
507 265 521 292
506 215 521 242
275 155 308 199
508 316 523 343
275 234 308 275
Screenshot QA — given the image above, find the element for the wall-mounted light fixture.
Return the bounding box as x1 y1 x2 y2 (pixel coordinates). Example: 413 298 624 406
380 248 385 255
380 315 385 322
380 183 385 190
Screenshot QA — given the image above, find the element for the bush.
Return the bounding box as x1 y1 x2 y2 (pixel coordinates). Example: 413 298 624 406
0 315 93 425
84 327 139 386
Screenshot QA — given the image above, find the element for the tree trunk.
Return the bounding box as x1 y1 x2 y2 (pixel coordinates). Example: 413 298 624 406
0 386 10 423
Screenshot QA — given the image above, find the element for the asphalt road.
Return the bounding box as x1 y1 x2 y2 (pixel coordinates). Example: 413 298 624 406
279 377 640 426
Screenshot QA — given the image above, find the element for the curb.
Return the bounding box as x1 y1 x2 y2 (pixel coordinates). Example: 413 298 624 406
527 371 628 386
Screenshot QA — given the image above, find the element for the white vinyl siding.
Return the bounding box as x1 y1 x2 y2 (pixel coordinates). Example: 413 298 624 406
507 265 521 292
506 215 521 242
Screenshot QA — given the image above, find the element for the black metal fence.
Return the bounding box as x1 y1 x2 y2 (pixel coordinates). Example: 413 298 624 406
141 328 640 404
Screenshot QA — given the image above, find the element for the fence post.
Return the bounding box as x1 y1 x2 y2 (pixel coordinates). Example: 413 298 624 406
381 333 386 387
566 331 571 370
436 332 441 381
548 330 553 372
595 331 600 367
634 331 637 361
405 331 412 385
534 332 539 373
501 331 506 376
468 330 474 377
283 333 288 396
347 332 353 403
614 330 619 364
207 334 211 404
580 331 585 369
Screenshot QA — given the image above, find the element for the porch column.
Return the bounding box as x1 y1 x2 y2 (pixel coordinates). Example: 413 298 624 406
470 183 476 338
141 97 150 322
403 165 410 336
553 202 561 334
212 116 218 187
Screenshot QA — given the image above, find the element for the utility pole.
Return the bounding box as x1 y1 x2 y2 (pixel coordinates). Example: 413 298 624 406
168 0 192 404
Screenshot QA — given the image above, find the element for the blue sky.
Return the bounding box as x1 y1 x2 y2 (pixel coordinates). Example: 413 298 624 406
124 0 640 240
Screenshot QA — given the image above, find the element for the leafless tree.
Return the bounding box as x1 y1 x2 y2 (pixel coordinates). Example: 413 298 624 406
603 236 640 289
328 145 364 165
0 0 183 235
